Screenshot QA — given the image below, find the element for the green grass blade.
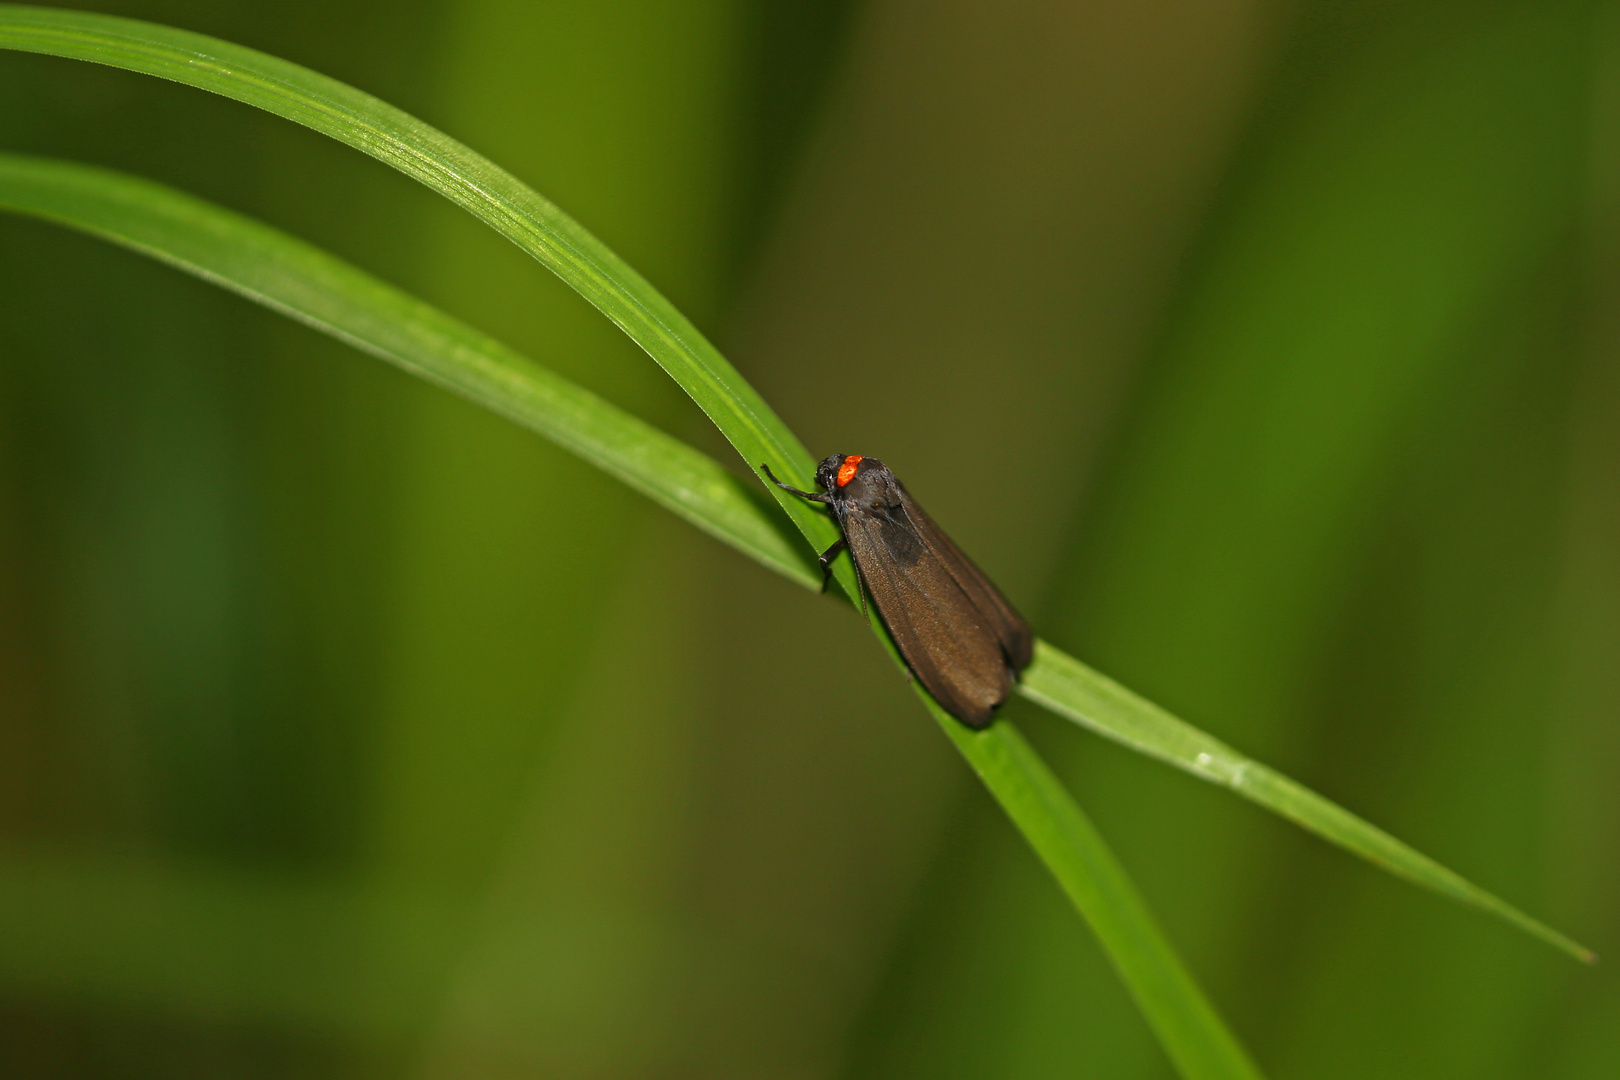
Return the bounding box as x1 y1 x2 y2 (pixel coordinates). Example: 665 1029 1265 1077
937 710 1262 1080
1018 642 1597 964
0 152 814 590
0 2 843 570
0 150 1264 1078
0 0 1588 971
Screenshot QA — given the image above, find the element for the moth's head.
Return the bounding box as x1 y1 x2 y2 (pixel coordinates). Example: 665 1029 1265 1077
817 454 890 501
815 453 850 493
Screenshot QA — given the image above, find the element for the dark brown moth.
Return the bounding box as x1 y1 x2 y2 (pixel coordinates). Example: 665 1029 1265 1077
763 454 1034 728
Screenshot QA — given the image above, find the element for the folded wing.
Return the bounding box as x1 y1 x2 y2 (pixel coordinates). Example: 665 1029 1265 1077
894 483 1034 671
842 500 1020 727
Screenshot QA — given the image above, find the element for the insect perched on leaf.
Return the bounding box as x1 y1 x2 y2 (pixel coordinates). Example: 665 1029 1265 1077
763 454 1034 728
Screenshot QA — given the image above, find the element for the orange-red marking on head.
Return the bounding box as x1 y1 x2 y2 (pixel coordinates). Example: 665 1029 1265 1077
836 455 863 487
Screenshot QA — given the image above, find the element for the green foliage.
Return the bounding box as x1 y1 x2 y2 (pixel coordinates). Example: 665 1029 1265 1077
0 2 1610 1078
0 147 1265 1080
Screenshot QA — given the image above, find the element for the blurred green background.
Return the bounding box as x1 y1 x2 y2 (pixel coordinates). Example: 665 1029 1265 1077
1 0 1617 1076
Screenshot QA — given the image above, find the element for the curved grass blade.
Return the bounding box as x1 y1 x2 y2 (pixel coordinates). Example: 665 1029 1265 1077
1017 643 1596 964
0 6 1588 966
937 704 1261 1078
0 152 814 589
0 1 843 573
0 152 1264 1077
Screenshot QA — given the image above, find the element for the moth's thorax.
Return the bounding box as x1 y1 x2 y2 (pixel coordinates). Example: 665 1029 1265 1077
824 455 896 510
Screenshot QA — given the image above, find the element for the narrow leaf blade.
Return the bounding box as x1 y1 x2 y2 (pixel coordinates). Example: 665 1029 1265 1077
1019 642 1596 964
0 1 846 575
939 714 1264 1080
0 151 816 589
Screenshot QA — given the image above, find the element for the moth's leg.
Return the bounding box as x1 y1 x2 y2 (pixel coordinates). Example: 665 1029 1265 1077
760 463 831 503
817 538 847 593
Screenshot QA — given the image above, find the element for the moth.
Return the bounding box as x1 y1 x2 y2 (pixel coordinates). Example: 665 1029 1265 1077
764 454 1033 727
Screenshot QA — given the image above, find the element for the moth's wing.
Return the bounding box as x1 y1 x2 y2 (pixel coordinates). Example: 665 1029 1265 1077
893 484 1034 671
841 503 1011 727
